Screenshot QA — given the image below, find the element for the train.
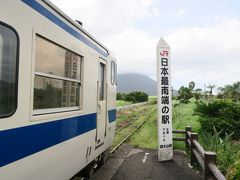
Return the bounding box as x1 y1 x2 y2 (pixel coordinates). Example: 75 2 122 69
0 0 117 179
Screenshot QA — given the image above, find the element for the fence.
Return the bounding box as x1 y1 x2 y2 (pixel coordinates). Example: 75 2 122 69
173 126 226 180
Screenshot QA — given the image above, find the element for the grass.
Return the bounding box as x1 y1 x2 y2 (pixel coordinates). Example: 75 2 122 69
128 100 200 150
116 105 152 126
114 100 201 150
112 104 156 149
116 100 132 107
148 96 157 102
173 100 200 131
129 107 157 149
172 100 201 150
116 96 156 107
115 99 201 150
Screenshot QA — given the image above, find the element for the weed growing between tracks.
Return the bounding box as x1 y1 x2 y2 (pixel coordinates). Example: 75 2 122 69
129 108 157 149
111 104 156 150
116 105 152 129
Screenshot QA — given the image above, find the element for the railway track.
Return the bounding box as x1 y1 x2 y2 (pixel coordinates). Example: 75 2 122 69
115 110 148 133
111 107 156 154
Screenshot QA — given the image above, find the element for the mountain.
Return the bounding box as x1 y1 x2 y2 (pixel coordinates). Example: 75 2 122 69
117 73 156 95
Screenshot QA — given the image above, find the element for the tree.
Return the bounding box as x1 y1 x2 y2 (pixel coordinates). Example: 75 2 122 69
218 81 240 102
188 81 195 91
117 92 125 100
195 88 202 92
207 84 216 98
177 86 193 103
124 91 148 103
193 88 202 102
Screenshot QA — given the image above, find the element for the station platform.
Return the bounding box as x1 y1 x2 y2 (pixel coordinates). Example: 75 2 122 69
95 144 202 180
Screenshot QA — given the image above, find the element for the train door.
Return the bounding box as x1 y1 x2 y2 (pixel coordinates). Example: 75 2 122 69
96 59 107 148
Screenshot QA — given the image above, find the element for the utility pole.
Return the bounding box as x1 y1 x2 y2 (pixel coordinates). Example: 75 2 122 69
204 83 206 101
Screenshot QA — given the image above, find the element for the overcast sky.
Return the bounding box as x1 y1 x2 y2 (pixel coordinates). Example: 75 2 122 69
51 0 240 90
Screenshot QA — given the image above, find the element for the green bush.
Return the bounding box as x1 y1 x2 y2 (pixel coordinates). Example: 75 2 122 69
126 91 148 103
195 100 240 139
117 91 149 103
177 86 193 104
117 92 125 100
200 128 238 174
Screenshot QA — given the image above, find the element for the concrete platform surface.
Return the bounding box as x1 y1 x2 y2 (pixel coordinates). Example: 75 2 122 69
95 144 202 180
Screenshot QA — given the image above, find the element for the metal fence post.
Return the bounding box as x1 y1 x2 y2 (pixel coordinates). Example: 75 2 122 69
185 126 191 150
190 133 198 166
204 151 216 180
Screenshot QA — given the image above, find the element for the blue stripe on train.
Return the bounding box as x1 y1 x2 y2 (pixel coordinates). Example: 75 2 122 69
0 110 116 167
0 113 96 167
21 0 108 57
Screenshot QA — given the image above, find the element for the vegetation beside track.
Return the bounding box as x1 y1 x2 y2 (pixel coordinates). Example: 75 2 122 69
129 107 157 149
113 98 240 178
172 100 200 150
114 99 200 150
116 104 151 126
127 99 201 150
111 104 155 150
116 100 132 107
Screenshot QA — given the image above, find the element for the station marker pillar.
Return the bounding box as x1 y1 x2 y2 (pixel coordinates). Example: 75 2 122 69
157 37 173 161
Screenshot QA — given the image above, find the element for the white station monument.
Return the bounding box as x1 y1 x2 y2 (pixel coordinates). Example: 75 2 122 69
157 37 173 161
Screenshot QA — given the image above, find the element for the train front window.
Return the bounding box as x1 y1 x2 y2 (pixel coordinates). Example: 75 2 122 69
0 24 18 117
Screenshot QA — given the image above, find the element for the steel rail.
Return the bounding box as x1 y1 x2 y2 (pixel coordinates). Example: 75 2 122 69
115 109 150 133
111 116 151 153
111 108 156 154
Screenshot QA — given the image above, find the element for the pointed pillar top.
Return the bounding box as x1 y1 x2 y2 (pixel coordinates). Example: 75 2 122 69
157 37 170 48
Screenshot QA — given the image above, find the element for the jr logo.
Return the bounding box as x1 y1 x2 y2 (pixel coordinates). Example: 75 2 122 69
160 51 168 56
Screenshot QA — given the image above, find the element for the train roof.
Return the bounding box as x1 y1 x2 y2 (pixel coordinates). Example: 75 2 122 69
41 0 110 56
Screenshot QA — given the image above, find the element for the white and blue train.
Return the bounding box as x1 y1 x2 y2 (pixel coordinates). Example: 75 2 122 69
0 0 117 179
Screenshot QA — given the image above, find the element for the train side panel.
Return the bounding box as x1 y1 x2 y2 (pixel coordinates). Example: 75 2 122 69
0 0 116 179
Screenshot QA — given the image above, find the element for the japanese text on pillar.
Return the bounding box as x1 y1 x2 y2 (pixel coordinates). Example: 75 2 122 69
160 51 172 149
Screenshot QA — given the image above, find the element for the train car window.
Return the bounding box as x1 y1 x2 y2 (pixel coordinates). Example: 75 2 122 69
0 23 18 118
35 37 81 81
115 63 117 85
99 63 105 101
111 61 115 85
34 36 82 112
111 61 117 85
